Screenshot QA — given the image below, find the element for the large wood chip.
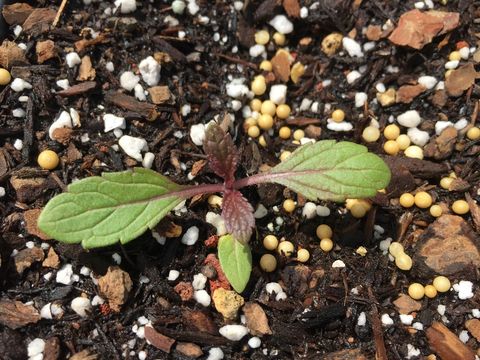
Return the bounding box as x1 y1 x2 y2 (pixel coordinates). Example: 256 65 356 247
426 322 475 360
43 337 61 360
445 63 479 97
243 302 272 336
423 126 458 160
75 33 109 52
0 299 41 329
283 0 300 18
77 56 96 81
181 309 218 335
22 8 56 35
148 86 172 104
388 10 459 49
2 3 33 25
144 325 175 353
36 40 56 64
14 247 44 274
271 50 291 82
57 81 97 97
393 294 422 314
104 91 158 121
0 40 27 68
42 247 60 269
175 342 203 358
396 84 426 103
465 319 480 341
24 208 51 240
97 266 132 312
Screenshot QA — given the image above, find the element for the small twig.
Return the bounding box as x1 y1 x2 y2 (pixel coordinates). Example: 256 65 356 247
213 52 258 70
368 286 388 360
471 100 479 125
52 0 68 27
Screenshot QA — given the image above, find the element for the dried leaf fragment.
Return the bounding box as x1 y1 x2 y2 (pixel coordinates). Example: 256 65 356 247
77 56 96 81
445 63 479 97
97 266 132 312
243 302 272 336
0 299 41 329
2 3 33 25
36 40 56 64
22 8 56 36
271 49 291 82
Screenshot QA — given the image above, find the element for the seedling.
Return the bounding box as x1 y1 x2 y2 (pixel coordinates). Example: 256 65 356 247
38 123 390 292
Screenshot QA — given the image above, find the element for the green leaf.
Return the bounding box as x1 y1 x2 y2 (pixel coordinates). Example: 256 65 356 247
38 168 186 249
218 234 252 293
269 140 391 201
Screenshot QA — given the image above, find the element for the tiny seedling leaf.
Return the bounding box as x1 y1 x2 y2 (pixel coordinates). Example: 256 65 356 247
222 190 255 243
218 234 252 293
268 140 391 201
38 168 186 248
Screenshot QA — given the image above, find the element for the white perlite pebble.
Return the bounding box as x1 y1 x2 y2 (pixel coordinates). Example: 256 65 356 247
219 325 249 341
27 338 45 357
10 78 32 92
437 304 446 316
399 314 414 326
91 295 105 306
435 121 454 135
207 347 224 360
142 152 155 169
181 226 199 245
114 0 137 13
12 108 25 118
56 79 70 90
139 56 161 86
192 273 207 290
49 111 73 140
71 297 92 317
181 104 191 116
254 204 268 219
418 75 437 90
397 110 421 128
376 83 386 93
316 205 330 217
445 60 459 69
226 78 249 98
412 322 424 331
56 264 74 285
248 337 261 348
407 127 430 146
120 71 140 91
346 70 361 84
357 312 366 326
13 139 23 150
0 187 5 197
454 118 468 130
342 37 364 57
112 253 122 265
453 280 474 300
106 61 114 72
167 270 180 281
66 52 81 68
332 260 346 268
138 350 147 360
103 114 126 132
231 100 242 111
187 0 199 15
381 314 394 326
119 135 148 162
355 92 368 108
459 46 469 60
268 15 293 34
190 123 206 146
302 202 317 219
249 44 265 57
193 290 211 307
206 212 227 235
327 120 353 132
172 0 186 14
134 84 146 101
265 282 283 295
70 108 80 127
472 309 480 318
269 84 287 104
406 344 420 359
459 330 469 343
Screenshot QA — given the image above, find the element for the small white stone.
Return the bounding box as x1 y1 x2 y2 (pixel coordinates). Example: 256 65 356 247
71 297 91 317
425 0 434 8
106 62 114 72
181 226 199 245
376 83 386 93
49 111 72 140
103 114 126 132
193 290 211 306
181 104 191 116
219 324 249 341
437 304 446 316
363 41 376 52
459 46 470 60
70 108 80 127
0 187 5 197
18 95 29 102
66 52 81 68
249 44 265 57
418 75 437 90
381 314 394 326
231 100 242 111
266 282 283 295
187 0 199 15
80 266 91 276
399 314 413 325
190 123 206 146
453 280 474 300
300 7 308 18
414 1 425 9
342 37 364 57
248 336 261 348
459 330 469 343
379 238 392 252
435 81 445 90
205 212 227 235
299 98 312 111
91 295 105 306
120 71 140 91
172 0 186 14
412 322 424 331
27 338 45 357
114 0 137 14
406 344 420 359
13 139 23 150
445 60 459 70
270 84 287 105
138 350 147 360
192 273 207 290
207 347 224 360
139 56 161 86
12 108 25 118
134 84 146 101
167 270 180 281
253 204 268 219
165 16 179 28
302 202 317 219
226 78 249 98
119 135 148 162
56 79 70 90
346 70 361 84
142 152 155 169
316 205 330 217
13 25 22 36
407 127 430 147
472 309 480 318
56 264 74 285
355 92 368 108
327 120 353 132
268 15 293 34
310 101 319 113
10 78 32 92
397 110 421 128
435 121 454 135
454 118 468 130
357 312 366 326
40 303 53 319
113 129 123 138
112 253 122 265
332 260 346 268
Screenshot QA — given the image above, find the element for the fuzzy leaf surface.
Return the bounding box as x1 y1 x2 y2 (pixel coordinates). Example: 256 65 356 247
218 234 252 293
222 190 255 243
268 140 391 201
203 123 238 185
38 168 185 248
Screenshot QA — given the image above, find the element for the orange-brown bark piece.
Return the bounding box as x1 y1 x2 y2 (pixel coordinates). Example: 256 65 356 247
426 322 475 360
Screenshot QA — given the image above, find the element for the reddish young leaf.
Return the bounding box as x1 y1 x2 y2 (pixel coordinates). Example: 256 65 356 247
222 190 255 243
203 123 238 186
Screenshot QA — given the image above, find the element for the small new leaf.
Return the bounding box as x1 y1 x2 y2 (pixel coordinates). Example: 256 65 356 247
218 234 252 293
222 190 255 243
267 140 390 201
38 168 186 248
203 123 238 185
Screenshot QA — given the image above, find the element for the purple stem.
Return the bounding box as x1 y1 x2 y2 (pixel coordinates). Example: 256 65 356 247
233 172 278 189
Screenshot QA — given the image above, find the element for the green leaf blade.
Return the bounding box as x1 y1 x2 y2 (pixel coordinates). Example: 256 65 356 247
269 141 391 201
218 234 252 293
38 168 186 248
